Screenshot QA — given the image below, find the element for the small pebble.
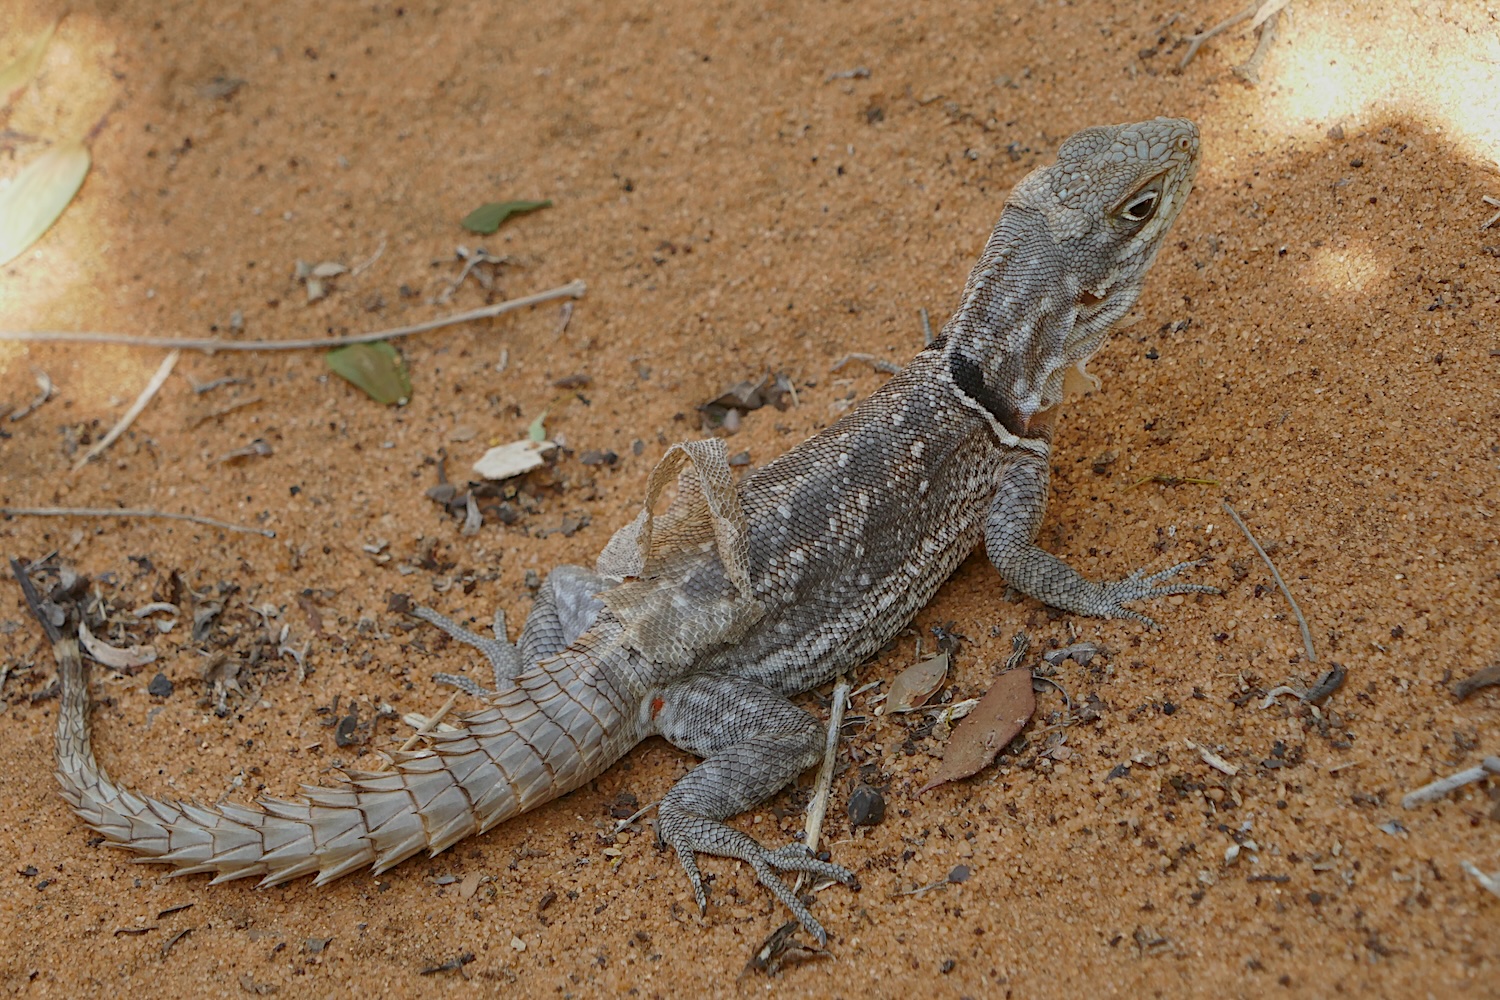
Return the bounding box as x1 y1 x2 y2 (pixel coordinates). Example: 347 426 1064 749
847 784 886 826
147 673 174 698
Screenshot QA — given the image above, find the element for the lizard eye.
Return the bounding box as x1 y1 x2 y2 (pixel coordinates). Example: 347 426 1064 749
1119 190 1159 223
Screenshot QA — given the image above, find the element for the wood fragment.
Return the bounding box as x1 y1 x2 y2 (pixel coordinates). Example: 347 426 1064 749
73 349 180 471
1454 664 1500 700
0 506 275 537
1460 861 1500 899
380 689 463 768
190 395 262 428
1187 739 1239 776
1125 474 1220 490
795 676 850 892
9 368 54 421
1481 195 1500 231
1222 502 1317 663
1401 758 1500 809
0 279 586 352
829 352 900 375
160 927 192 959
1233 6 1281 86
1179 1 1259 69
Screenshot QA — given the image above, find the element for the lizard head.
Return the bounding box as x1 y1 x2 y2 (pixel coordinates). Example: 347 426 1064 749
941 117 1199 442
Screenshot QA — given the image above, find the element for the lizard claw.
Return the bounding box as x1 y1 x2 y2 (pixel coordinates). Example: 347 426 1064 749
1097 560 1219 628
664 831 855 946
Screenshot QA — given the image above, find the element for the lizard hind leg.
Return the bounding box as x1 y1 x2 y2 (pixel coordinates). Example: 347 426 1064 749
648 674 858 945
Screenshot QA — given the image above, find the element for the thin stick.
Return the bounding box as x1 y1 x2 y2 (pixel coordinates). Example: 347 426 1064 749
73 349 179 471
1179 1 1258 69
1460 861 1500 899
0 505 275 537
1221 501 1317 663
1233 7 1281 86
0 280 587 353
1401 757 1500 809
379 688 464 770
795 676 851 891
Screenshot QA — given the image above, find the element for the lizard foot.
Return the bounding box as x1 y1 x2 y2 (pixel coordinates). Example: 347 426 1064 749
658 812 857 945
1096 560 1219 628
407 604 523 695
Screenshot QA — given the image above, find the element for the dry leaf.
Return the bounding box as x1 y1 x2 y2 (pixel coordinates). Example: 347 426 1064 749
884 652 948 713
0 17 58 102
472 439 556 480
919 669 1034 793
0 140 90 267
78 620 158 671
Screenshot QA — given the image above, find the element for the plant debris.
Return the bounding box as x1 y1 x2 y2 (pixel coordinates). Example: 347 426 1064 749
744 919 827 977
1401 757 1500 809
472 439 556 481
460 199 552 234
325 341 410 405
700 373 795 432
919 668 1035 793
882 652 948 714
0 120 89 269
77 619 157 672
1453 664 1500 701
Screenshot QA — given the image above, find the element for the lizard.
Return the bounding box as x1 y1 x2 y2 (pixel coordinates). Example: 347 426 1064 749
49 117 1211 945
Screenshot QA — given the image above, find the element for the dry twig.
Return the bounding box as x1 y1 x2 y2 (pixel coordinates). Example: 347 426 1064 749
1222 501 1317 663
1401 757 1500 809
0 280 587 353
0 505 274 537
795 676 851 892
73 349 179 471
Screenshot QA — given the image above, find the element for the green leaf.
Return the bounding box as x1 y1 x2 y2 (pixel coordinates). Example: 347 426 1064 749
325 342 411 405
0 140 90 267
461 199 552 234
0 17 58 102
528 408 548 443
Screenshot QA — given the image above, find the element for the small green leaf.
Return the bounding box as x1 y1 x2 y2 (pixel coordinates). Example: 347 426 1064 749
526 393 573 442
0 140 90 267
0 17 59 102
461 199 552 234
326 342 411 405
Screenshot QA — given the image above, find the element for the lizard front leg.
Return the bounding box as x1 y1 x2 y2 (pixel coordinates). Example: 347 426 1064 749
985 447 1218 627
646 674 858 944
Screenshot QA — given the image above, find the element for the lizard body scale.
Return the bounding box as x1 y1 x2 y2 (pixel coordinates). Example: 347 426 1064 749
52 117 1210 943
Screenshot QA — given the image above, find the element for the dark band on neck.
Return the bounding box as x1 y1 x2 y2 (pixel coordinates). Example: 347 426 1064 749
949 352 1028 440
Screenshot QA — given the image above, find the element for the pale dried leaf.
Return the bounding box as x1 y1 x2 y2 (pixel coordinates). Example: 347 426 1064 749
0 140 90 267
0 17 58 101
472 439 555 480
885 652 948 713
78 620 158 671
920 669 1035 793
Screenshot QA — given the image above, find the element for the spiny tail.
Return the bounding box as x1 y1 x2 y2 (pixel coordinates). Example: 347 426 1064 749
54 637 634 886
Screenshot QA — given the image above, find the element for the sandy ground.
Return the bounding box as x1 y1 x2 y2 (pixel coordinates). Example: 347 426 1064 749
1 0 1498 996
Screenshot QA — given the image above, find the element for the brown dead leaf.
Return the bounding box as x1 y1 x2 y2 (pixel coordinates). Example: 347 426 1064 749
884 652 948 713
919 669 1034 793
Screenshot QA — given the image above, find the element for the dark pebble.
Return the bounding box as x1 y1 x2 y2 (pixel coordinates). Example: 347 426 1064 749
147 672 174 698
847 784 886 826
